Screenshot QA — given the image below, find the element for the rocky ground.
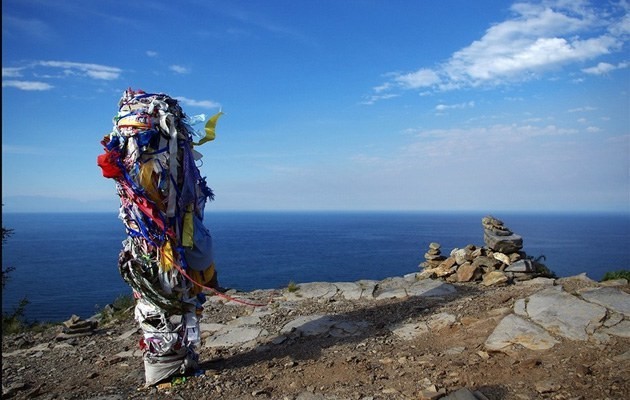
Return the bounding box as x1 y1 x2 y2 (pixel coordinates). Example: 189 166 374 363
2 274 629 400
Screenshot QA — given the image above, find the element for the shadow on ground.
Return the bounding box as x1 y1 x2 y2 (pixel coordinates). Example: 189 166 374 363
200 283 481 370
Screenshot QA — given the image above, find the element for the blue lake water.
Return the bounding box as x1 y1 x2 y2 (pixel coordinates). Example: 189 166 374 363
2 211 629 322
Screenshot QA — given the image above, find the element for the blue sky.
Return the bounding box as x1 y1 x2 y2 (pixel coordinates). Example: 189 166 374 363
2 0 629 213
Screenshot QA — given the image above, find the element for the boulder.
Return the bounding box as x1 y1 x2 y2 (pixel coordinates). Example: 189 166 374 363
457 262 479 282
472 256 502 271
492 252 511 265
482 271 509 286
451 248 469 265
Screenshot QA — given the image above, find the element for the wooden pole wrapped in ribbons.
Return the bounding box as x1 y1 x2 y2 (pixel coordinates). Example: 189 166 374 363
97 88 221 386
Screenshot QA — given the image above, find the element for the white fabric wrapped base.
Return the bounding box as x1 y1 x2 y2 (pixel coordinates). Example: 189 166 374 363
135 297 199 386
143 347 198 386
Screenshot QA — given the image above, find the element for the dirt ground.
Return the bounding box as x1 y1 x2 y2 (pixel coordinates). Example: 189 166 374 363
2 278 629 400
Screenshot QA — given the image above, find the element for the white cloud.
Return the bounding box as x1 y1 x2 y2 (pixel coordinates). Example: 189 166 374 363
175 96 221 109
446 35 619 84
568 106 597 112
370 0 628 100
337 117 627 212
389 123 579 174
2 80 53 91
586 126 601 133
146 50 158 57
372 82 392 93
38 61 121 80
608 6 630 36
169 65 190 74
523 117 544 122
2 15 56 41
394 68 441 89
2 67 24 78
415 123 576 142
360 93 399 105
435 101 475 112
582 61 629 75
1 60 122 91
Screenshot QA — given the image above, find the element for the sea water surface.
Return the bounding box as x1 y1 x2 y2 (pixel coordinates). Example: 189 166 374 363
2 211 629 322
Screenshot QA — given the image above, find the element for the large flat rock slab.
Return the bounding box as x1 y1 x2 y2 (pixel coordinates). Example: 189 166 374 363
204 326 267 348
407 279 457 298
516 287 607 340
333 282 374 300
388 321 429 340
579 286 630 317
279 277 456 302
280 315 369 338
280 315 336 337
485 314 559 352
603 320 630 338
372 278 456 300
284 282 338 300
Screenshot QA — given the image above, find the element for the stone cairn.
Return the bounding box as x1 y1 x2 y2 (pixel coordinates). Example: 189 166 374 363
419 215 547 286
423 242 446 269
56 315 98 341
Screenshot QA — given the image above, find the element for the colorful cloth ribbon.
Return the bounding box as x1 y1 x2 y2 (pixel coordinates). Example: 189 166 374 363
98 88 221 386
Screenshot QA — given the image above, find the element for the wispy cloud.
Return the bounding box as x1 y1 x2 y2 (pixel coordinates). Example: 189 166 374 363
586 126 602 133
2 67 24 77
220 4 313 45
435 101 475 112
2 15 57 41
175 96 221 109
411 123 577 142
146 50 158 57
1 60 122 91
395 69 441 89
169 65 190 74
568 106 597 112
360 93 399 105
397 123 579 163
2 80 53 91
38 61 121 80
369 0 628 102
582 61 629 75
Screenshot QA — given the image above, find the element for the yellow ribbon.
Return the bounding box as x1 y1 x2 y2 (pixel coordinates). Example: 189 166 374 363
193 111 223 146
188 263 217 295
159 240 176 272
182 208 194 248
139 160 162 206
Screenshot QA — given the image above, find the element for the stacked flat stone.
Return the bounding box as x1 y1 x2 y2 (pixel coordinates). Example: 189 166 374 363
482 215 534 278
421 242 446 269
418 216 547 285
56 315 98 341
482 216 523 254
